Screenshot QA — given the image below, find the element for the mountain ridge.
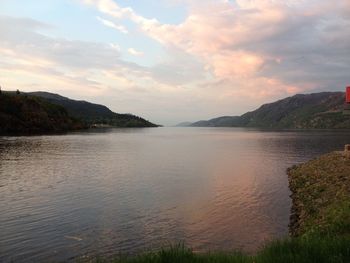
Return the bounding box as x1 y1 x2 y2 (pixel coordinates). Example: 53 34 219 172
186 92 350 129
0 90 158 135
28 91 158 128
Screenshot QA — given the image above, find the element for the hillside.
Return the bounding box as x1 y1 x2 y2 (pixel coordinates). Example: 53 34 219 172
190 92 350 128
191 116 241 127
175 121 192 127
28 92 158 128
288 151 350 237
0 92 84 135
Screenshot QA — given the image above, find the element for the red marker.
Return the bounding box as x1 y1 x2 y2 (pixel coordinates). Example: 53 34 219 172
347 86 350 104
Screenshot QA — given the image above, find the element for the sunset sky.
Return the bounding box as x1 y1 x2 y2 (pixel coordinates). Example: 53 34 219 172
0 0 349 125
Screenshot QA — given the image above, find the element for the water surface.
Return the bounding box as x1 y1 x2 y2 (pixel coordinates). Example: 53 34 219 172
1 127 349 262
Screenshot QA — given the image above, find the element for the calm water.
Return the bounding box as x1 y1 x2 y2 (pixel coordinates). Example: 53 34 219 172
1 127 349 262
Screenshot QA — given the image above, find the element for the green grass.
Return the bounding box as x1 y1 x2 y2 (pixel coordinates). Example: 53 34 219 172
87 236 350 263
255 236 350 263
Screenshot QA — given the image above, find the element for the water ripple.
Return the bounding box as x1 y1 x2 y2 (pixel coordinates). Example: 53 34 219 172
1 128 349 262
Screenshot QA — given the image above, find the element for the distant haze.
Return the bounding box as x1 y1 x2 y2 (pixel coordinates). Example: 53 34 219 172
0 0 349 125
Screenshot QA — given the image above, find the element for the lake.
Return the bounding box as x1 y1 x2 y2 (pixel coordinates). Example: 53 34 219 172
1 127 349 262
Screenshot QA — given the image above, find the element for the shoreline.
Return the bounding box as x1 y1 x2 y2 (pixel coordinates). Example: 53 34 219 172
287 151 350 237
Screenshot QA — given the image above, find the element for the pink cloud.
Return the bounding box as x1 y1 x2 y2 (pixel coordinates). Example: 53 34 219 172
210 51 264 78
80 0 350 105
82 1 287 81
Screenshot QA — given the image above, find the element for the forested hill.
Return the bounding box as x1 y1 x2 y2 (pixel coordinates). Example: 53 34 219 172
189 92 350 129
0 92 84 135
28 92 158 128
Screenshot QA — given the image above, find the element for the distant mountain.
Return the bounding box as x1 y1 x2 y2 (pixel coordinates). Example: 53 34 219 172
175 121 193 127
28 92 158 128
191 116 241 127
190 92 350 129
0 92 84 135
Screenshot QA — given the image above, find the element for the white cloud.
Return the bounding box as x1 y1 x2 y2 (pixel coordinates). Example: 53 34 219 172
127 48 144 57
96 16 128 34
0 16 149 95
109 43 121 51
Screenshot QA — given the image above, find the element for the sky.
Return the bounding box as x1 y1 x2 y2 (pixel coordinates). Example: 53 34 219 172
0 0 349 125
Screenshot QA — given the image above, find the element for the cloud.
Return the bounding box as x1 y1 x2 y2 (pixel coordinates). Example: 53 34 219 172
0 16 127 70
0 16 150 97
81 0 156 26
3 0 350 125
127 48 144 56
150 47 206 86
82 0 350 97
0 15 207 124
96 16 128 34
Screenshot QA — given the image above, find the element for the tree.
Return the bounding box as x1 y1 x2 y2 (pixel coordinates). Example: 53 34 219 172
0 86 2 94
16 89 20 95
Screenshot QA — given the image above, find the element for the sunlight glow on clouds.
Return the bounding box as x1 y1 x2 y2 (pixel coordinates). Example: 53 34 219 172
0 0 350 124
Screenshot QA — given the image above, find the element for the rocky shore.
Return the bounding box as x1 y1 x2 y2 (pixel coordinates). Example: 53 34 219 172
287 150 350 237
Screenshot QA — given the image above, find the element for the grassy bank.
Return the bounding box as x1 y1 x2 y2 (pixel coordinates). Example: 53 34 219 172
86 152 350 263
88 236 349 263
287 152 350 238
